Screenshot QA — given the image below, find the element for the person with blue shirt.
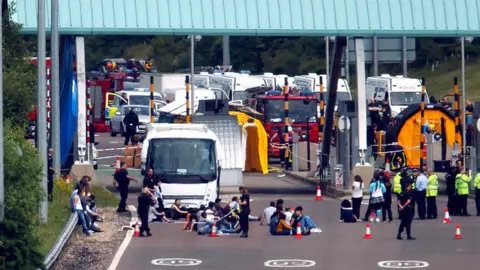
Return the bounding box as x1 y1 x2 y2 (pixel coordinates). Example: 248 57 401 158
369 172 387 221
413 168 428 220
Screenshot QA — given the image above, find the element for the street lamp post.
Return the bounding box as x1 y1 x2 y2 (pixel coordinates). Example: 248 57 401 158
189 35 202 115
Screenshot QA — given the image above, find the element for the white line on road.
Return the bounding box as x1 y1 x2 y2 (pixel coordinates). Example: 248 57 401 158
108 205 137 270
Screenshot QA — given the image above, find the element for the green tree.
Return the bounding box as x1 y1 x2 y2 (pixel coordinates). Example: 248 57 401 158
0 123 45 270
2 6 36 127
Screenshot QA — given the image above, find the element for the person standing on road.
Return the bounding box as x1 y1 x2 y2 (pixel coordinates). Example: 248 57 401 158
123 108 139 146
351 175 364 219
393 170 403 219
446 160 462 215
413 169 428 220
382 174 393 223
114 162 138 213
397 181 415 240
138 188 153 237
367 172 386 222
474 172 480 216
455 166 472 216
426 168 439 219
238 186 250 238
47 148 55 202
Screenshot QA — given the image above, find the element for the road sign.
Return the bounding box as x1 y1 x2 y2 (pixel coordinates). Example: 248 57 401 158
338 116 351 132
264 259 316 268
151 258 202 266
343 37 416 63
378 260 429 268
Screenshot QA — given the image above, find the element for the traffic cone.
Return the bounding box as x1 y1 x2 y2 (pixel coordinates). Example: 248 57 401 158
209 223 220 237
115 156 121 172
294 222 303 239
443 207 451 223
133 221 140 237
363 223 372 239
454 224 462 239
315 185 323 201
385 158 391 172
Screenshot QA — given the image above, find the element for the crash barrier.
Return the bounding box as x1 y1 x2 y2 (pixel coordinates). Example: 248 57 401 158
37 213 78 270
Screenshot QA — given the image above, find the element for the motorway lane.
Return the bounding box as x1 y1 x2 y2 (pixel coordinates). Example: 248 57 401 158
94 133 480 269
114 173 480 270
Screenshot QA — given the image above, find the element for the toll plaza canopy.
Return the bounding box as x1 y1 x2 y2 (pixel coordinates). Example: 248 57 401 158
11 0 480 36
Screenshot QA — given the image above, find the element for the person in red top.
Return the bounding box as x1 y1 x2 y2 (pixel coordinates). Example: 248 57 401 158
28 106 37 121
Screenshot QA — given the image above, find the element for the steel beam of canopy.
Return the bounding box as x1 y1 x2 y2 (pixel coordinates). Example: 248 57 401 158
320 37 347 170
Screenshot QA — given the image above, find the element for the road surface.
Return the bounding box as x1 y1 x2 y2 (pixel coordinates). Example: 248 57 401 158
93 133 480 270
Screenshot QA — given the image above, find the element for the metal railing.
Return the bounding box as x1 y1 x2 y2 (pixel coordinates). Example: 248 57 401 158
38 212 79 270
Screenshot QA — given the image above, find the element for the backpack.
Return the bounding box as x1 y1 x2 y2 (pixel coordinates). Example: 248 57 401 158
270 216 279 235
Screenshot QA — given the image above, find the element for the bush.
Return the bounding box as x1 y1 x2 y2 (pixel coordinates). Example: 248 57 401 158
0 124 45 270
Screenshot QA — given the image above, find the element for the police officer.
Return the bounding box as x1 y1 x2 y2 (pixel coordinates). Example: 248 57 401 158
455 166 472 216
114 162 138 213
393 170 402 218
138 188 153 237
426 168 438 219
238 186 250 238
446 160 462 215
47 148 55 202
474 172 480 216
123 108 139 146
397 181 415 240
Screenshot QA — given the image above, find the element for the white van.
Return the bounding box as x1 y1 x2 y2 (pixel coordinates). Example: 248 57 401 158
366 75 429 116
292 74 352 110
141 124 223 210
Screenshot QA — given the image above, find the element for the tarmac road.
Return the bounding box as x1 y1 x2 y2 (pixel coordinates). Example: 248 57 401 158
94 133 480 270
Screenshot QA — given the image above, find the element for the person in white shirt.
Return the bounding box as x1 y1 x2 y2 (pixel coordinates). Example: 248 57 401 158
285 206 294 225
260 201 276 225
351 175 365 219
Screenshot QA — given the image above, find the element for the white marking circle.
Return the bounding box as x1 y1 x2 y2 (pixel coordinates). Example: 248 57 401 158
378 260 429 269
265 259 316 268
151 258 202 266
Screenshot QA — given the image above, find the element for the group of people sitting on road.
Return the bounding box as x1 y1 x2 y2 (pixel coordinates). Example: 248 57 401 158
260 199 322 235
71 175 104 236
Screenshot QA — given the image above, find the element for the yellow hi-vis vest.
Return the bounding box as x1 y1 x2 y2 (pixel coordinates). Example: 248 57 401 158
474 173 480 189
426 175 438 197
393 174 402 194
455 173 471 195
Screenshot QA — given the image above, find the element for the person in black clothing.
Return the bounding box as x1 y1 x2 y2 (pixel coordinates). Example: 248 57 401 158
114 162 138 213
368 98 380 128
382 174 393 223
398 168 413 218
47 148 55 202
138 188 153 237
238 186 250 238
397 181 416 240
446 160 462 215
123 108 139 146
143 168 157 194
380 99 391 131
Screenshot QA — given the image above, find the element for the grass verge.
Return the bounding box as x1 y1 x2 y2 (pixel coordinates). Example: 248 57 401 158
38 178 119 256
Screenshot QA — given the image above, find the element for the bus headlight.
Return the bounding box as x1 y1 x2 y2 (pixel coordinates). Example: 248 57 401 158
205 189 212 201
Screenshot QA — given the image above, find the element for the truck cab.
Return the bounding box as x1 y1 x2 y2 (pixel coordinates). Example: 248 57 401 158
141 124 223 210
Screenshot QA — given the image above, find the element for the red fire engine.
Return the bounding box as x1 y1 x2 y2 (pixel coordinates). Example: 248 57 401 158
246 89 319 158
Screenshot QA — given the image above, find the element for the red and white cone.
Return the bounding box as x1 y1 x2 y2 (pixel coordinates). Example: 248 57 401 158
115 156 121 172
385 158 391 172
209 223 220 237
443 207 451 223
315 185 323 201
294 222 303 239
133 221 140 237
454 224 462 239
363 223 372 239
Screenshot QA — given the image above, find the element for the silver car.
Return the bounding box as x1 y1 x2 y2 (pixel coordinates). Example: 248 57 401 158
109 105 151 137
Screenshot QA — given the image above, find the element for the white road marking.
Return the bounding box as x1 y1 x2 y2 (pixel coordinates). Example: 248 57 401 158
264 259 316 268
151 258 202 266
108 205 137 270
377 260 429 268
